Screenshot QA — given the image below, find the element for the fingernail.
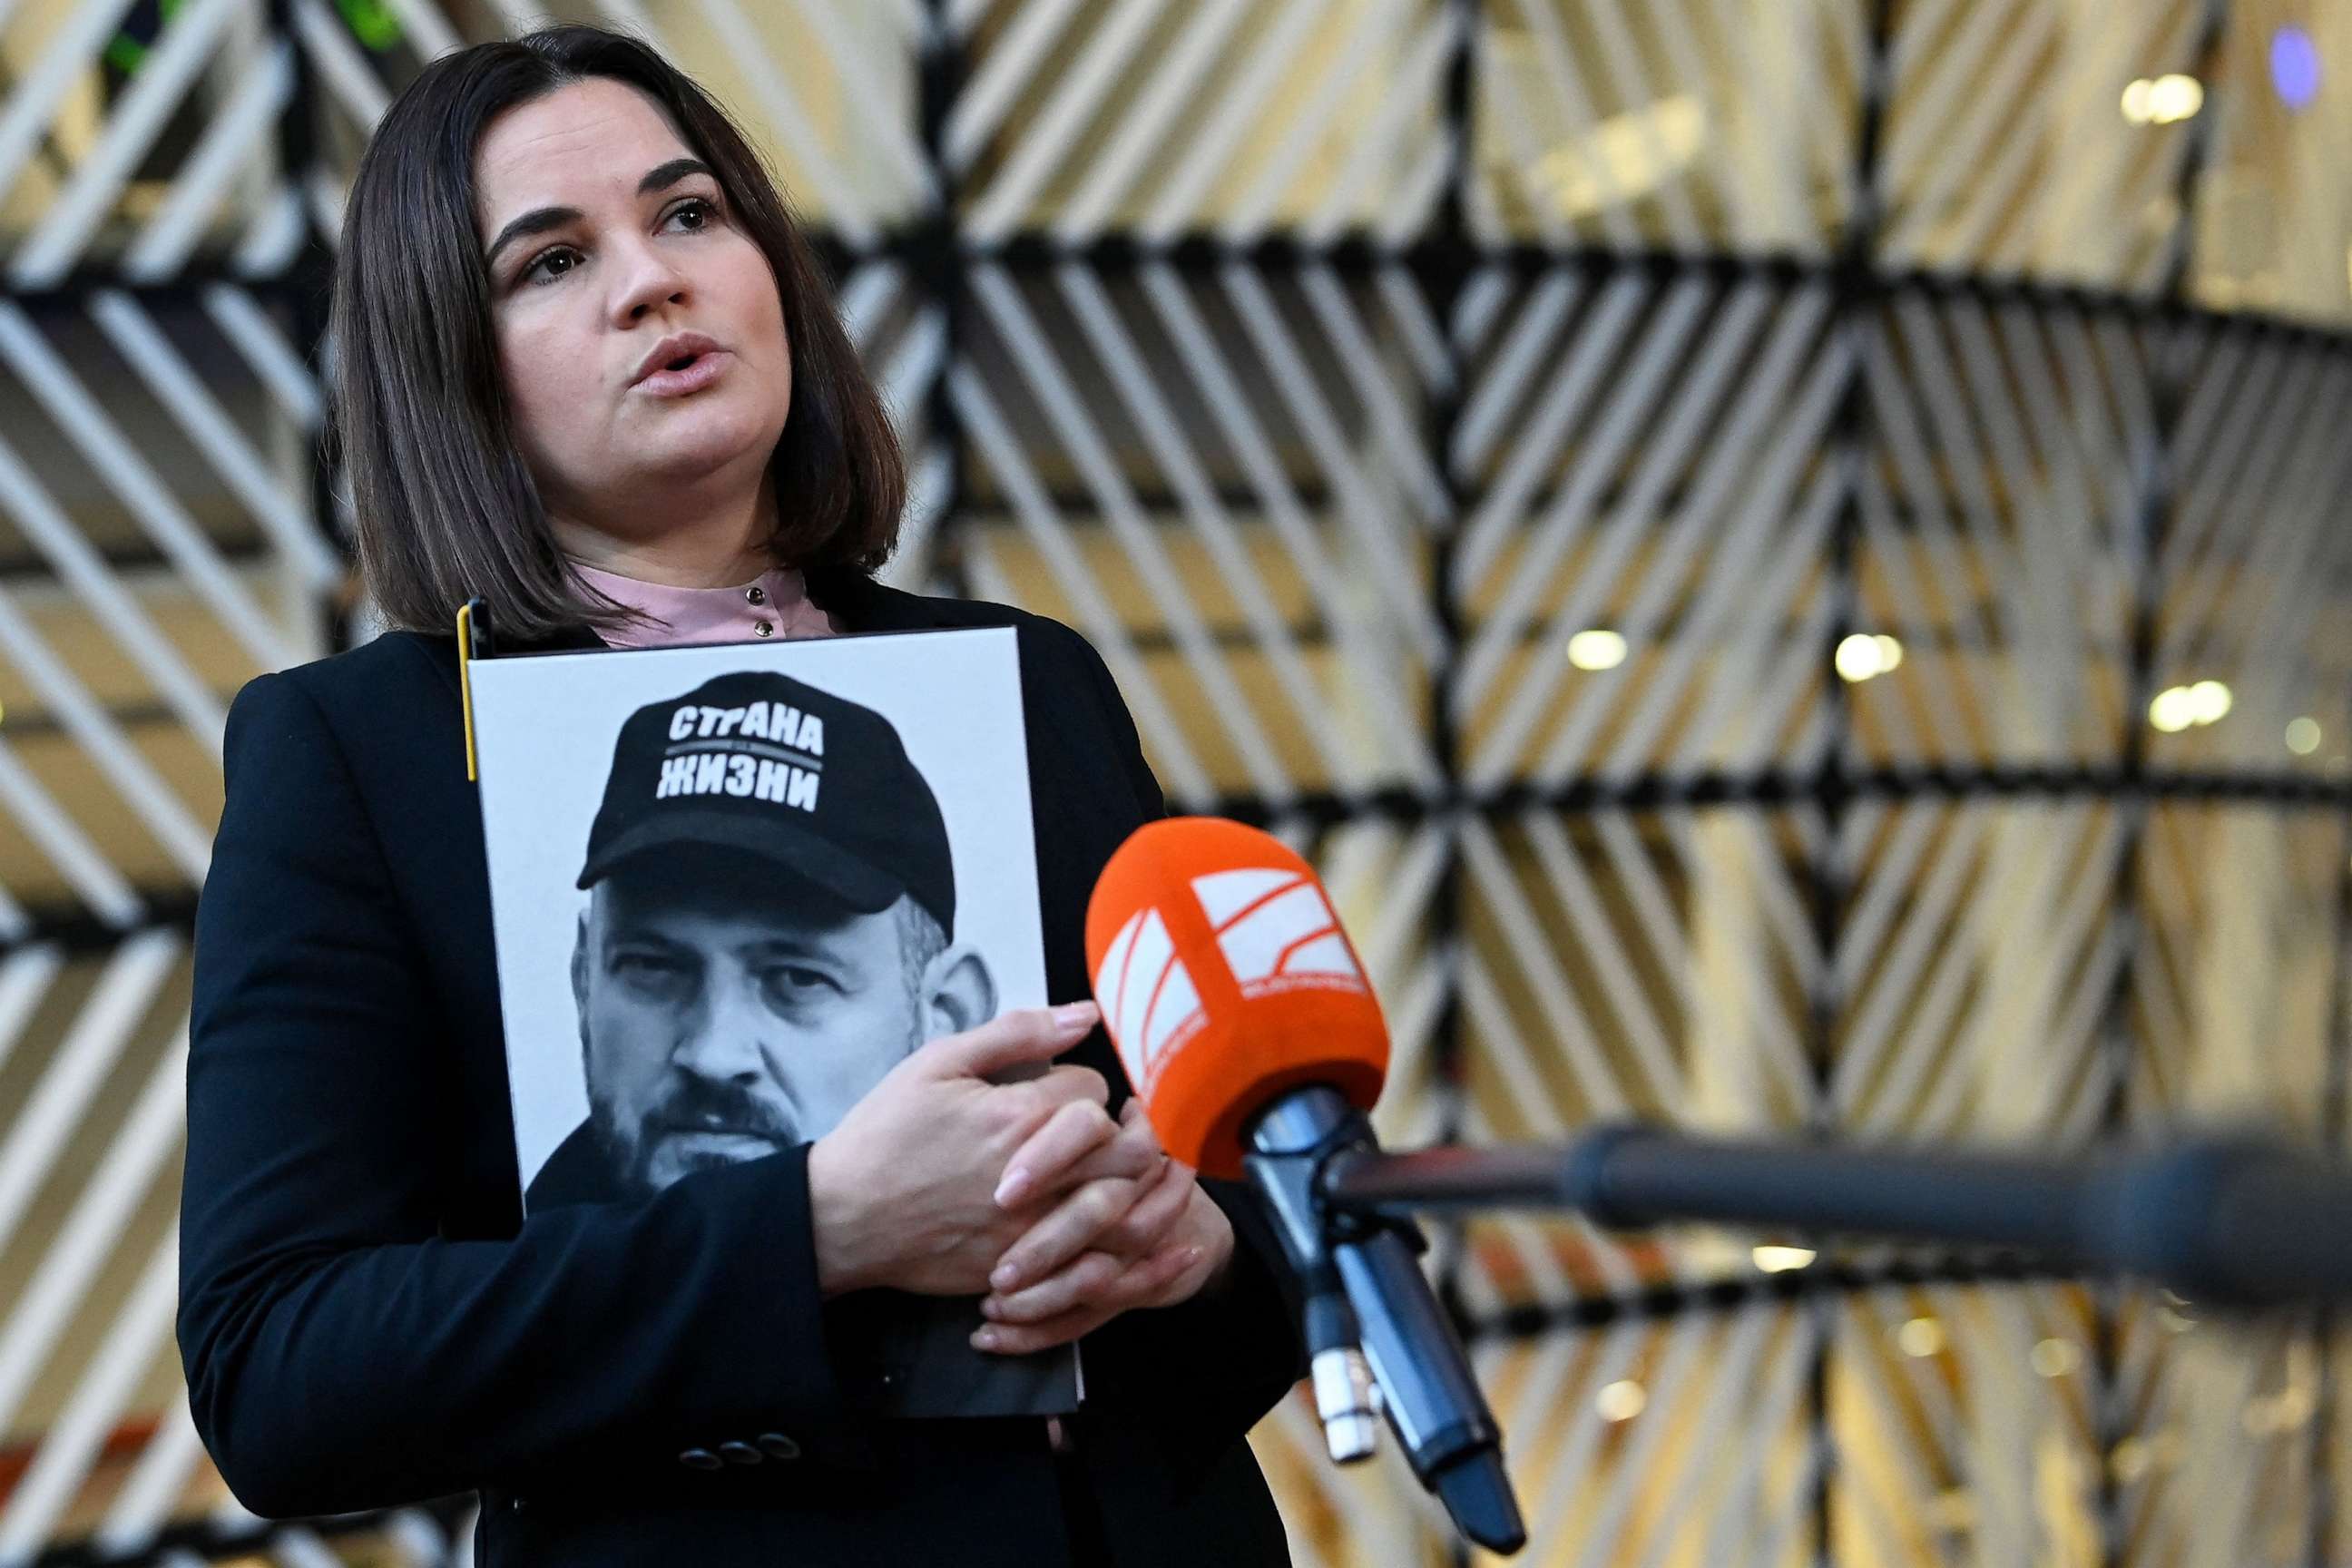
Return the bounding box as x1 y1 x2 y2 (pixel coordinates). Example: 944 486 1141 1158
973 1328 998 1351
992 1262 1020 1289
980 1297 1001 1319
995 1169 1030 1207
1052 1002 1097 1032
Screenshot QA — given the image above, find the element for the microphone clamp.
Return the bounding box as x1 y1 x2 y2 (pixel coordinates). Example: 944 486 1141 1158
1243 1093 1391 1465
1242 1088 1526 1552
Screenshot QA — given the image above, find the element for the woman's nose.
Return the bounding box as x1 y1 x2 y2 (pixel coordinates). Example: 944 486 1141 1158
611 239 689 325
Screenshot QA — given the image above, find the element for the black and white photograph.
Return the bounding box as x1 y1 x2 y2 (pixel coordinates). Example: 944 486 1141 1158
468 625 1074 1416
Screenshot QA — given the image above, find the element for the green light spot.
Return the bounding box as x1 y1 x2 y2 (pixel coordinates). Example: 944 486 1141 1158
106 0 187 78
335 0 404 50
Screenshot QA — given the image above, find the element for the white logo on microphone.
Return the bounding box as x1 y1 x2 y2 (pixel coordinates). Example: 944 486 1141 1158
1192 867 1367 998
1096 867 1367 1088
1094 907 1204 1090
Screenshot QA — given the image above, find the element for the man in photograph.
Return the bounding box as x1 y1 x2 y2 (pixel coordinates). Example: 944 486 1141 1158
528 669 998 1210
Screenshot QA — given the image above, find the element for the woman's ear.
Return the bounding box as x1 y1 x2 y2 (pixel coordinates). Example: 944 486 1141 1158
921 945 998 1041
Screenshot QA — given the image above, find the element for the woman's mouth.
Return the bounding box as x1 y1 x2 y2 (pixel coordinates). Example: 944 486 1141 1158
634 350 730 397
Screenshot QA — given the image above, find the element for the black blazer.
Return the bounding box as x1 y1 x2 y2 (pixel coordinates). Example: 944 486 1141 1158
178 569 1306 1567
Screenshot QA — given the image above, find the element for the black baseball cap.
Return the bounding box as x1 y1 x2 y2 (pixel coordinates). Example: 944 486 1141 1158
577 670 955 935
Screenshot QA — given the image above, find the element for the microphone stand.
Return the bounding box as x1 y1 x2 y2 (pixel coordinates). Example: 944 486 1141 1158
1318 1125 2352 1308
1239 1117 2352 1556
1244 1089 1526 1554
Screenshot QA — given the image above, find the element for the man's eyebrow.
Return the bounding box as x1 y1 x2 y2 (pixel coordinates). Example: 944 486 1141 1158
482 157 716 270
601 923 691 955
737 933 848 960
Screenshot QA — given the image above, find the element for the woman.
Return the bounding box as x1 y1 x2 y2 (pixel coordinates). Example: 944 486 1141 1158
176 24 1302 1567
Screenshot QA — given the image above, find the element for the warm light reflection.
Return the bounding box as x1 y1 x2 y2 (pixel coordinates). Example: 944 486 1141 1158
1567 629 1628 671
2244 1384 2318 1436
1534 96 1707 220
1836 632 1904 682
2032 1338 2081 1378
1752 1244 1816 1273
2287 717 2322 755
1897 1317 1945 1357
2122 74 2204 125
1595 1379 1647 1422
2150 680 2231 732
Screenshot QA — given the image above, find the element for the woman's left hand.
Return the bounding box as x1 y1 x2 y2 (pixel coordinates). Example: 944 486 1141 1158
972 1101 1234 1355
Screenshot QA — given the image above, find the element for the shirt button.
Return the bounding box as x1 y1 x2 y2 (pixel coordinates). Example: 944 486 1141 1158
756 1432 801 1461
753 620 773 638
678 1447 724 1471
718 1441 765 1466
746 585 767 605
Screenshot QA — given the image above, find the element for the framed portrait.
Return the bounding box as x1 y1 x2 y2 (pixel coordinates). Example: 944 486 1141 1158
470 625 1076 1416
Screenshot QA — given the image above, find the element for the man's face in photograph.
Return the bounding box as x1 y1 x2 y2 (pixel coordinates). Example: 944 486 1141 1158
570 849 985 1195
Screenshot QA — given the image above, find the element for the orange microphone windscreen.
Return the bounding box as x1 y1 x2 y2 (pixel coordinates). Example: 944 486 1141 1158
1085 818 1388 1180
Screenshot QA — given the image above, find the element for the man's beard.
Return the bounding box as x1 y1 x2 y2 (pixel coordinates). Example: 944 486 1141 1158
588 1073 799 1197
586 1009 927 1196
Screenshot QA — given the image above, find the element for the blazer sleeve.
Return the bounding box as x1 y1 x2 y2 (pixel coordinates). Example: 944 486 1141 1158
1049 625 1308 1446
179 670 858 1519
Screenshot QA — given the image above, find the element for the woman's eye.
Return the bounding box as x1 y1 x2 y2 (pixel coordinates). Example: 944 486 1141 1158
517 200 715 286
522 247 578 285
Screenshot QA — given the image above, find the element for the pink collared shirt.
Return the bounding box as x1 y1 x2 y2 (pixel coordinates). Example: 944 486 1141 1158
572 560 838 649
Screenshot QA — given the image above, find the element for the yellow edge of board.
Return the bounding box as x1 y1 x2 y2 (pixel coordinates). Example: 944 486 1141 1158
456 603 479 783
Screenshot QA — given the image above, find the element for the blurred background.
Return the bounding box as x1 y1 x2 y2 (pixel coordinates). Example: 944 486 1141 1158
0 0 2349 1563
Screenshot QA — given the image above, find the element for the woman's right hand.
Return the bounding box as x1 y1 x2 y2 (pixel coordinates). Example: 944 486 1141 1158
807 1002 1152 1298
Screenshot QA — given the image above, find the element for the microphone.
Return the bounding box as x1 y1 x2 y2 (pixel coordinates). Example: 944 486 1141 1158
1085 818 1526 1554
1320 1126 2352 1307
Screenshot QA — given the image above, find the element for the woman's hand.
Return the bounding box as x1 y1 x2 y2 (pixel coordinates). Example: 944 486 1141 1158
971 1101 1235 1356
808 1002 1152 1298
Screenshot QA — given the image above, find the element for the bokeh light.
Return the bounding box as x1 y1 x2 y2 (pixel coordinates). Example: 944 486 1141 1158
2273 26 2321 109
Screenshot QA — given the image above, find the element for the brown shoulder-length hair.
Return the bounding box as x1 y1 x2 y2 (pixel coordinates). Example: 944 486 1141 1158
328 24 904 640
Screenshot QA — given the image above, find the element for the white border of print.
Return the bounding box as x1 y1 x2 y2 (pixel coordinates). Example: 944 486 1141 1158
468 626 1044 1191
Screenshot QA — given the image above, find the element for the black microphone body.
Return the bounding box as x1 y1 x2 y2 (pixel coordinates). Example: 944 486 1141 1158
1318 1125 2352 1308
1244 1087 1525 1554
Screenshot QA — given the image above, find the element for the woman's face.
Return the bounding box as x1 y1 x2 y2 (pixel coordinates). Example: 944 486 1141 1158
474 77 791 534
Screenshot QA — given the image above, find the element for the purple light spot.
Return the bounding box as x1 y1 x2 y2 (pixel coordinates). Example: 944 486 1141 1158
2273 26 2320 110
